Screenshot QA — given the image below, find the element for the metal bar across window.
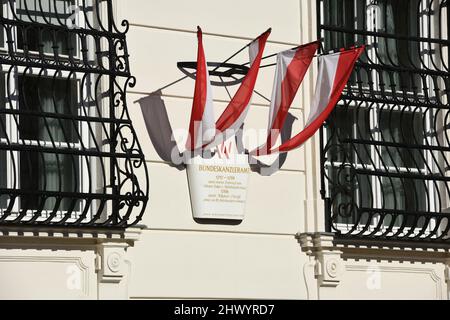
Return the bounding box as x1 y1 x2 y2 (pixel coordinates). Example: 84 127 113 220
0 0 149 228
319 0 450 243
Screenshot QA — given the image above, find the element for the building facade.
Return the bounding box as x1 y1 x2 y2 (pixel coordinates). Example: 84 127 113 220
0 0 449 300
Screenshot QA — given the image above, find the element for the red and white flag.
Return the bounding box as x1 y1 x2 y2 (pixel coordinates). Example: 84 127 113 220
275 46 364 153
252 41 319 156
256 46 364 155
202 29 271 150
186 27 215 151
186 26 362 157
187 27 270 152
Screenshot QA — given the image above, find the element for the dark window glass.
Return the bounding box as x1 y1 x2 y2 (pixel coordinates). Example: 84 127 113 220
327 105 373 224
0 74 6 208
16 0 76 55
322 0 440 237
0 4 4 47
377 0 421 92
328 105 371 165
0 150 5 208
323 0 363 51
379 109 424 168
18 76 78 143
0 73 5 140
322 0 368 87
18 75 79 211
381 177 426 227
20 152 79 211
329 166 372 225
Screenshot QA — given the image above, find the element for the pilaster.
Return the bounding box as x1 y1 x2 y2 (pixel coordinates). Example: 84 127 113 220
297 232 344 299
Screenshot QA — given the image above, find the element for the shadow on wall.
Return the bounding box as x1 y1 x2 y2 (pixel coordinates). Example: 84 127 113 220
135 90 185 171
134 91 298 176
246 112 297 176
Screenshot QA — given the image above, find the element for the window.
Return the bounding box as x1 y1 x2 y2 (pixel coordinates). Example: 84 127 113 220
18 75 79 212
326 105 372 225
0 0 148 227
320 0 450 241
16 0 77 55
322 0 366 52
0 74 6 209
0 1 84 220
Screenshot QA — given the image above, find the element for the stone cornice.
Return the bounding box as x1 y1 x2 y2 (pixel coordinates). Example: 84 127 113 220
0 225 146 248
297 232 450 292
297 232 450 263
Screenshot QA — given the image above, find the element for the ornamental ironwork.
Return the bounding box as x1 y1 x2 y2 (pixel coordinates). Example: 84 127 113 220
319 0 450 242
0 0 148 228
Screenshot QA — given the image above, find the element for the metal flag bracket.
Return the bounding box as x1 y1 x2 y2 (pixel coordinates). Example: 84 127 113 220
177 61 249 87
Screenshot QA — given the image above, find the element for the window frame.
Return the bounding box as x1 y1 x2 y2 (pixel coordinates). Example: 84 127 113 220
0 0 98 222
321 0 445 238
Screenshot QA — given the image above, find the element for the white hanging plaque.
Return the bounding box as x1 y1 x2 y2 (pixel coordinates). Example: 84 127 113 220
186 150 250 220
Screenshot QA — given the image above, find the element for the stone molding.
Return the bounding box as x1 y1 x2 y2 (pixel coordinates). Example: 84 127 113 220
298 232 450 299
297 233 344 288
96 242 129 284
0 226 144 299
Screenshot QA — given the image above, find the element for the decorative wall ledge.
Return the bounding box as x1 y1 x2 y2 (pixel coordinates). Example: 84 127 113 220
297 232 450 300
0 225 146 299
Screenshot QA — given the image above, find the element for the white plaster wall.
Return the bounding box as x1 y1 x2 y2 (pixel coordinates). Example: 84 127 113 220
0 246 97 300
328 259 447 300
118 0 317 299
120 0 450 300
338 261 447 300
128 230 307 299
0 0 447 301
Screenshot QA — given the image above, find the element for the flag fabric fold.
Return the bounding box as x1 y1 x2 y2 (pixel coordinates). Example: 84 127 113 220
186 27 215 151
186 26 363 159
187 27 271 152
215 29 271 132
274 46 364 154
251 41 319 156
256 46 364 155
201 29 271 151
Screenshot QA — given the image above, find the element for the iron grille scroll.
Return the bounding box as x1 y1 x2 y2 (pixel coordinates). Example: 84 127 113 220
319 0 450 242
0 0 149 228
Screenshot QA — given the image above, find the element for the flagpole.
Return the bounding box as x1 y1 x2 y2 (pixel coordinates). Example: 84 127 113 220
209 28 271 73
242 42 364 68
145 42 254 94
147 34 365 97
150 29 273 93
241 40 320 66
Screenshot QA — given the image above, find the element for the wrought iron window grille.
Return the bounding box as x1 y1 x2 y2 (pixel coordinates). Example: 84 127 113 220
0 0 149 228
319 0 450 243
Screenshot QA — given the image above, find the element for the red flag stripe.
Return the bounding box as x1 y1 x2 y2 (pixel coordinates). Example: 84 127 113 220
271 43 319 131
215 30 271 132
187 27 209 150
186 27 215 151
274 46 364 154
252 42 319 155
